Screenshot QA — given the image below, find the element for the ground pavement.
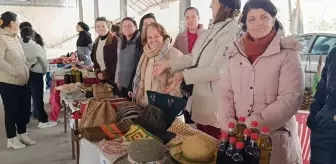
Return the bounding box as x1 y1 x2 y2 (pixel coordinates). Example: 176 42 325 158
0 93 76 164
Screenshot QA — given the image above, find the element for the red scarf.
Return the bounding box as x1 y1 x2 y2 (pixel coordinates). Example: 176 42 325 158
187 30 198 53
242 29 276 63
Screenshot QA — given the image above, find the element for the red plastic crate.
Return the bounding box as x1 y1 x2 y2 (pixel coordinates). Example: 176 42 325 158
295 112 311 164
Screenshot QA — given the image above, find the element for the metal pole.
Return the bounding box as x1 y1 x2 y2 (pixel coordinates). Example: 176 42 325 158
179 0 191 32
94 0 99 19
288 0 293 33
120 0 128 19
78 0 83 21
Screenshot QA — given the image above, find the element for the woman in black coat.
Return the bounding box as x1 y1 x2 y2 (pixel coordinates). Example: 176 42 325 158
76 22 93 66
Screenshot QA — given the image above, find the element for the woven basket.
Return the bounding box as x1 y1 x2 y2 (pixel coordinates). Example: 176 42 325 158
166 119 219 148
92 84 114 100
300 87 313 111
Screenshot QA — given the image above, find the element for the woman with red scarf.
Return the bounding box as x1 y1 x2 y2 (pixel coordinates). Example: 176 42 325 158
173 7 205 55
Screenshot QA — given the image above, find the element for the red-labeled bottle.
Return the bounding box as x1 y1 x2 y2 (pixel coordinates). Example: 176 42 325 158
224 137 237 164
250 121 260 134
245 133 261 164
216 132 229 164
258 127 272 164
243 128 252 151
228 122 236 139
236 117 247 141
232 142 245 164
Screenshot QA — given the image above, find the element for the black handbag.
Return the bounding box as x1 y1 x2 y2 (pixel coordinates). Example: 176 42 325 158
134 104 176 144
181 22 231 96
146 91 187 126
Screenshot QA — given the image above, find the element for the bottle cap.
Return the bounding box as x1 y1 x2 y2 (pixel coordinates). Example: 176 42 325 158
244 128 251 136
228 122 235 128
220 132 228 139
238 117 246 122
229 137 236 143
261 126 270 133
236 142 244 149
250 133 259 140
251 121 259 127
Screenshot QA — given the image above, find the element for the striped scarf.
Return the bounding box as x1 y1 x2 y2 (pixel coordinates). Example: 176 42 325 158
132 39 171 103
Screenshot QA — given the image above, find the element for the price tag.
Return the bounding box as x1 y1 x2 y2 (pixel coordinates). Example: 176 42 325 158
100 153 110 164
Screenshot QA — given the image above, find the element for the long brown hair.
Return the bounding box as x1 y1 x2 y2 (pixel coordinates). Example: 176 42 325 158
141 22 170 45
213 4 240 24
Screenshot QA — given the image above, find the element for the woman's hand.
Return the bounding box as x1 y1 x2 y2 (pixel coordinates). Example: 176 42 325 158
116 83 121 91
153 60 170 77
163 72 184 94
128 91 134 98
97 73 104 80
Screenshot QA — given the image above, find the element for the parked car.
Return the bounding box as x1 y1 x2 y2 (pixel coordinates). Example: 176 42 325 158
295 32 336 88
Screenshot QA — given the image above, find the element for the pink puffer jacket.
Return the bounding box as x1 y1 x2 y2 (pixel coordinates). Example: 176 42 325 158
215 30 304 164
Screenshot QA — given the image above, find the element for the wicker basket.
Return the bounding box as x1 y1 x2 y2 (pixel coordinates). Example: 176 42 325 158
92 84 114 100
166 119 219 148
300 87 313 111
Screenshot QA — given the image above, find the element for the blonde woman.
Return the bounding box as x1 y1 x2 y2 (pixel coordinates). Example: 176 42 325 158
132 22 183 107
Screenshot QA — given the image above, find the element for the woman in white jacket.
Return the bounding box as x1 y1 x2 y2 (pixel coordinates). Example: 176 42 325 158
20 27 57 128
0 11 35 150
153 0 241 138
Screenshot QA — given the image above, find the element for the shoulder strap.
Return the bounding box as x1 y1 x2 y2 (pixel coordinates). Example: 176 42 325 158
193 21 231 68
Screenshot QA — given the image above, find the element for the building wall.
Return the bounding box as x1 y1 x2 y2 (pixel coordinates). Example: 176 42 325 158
0 5 84 46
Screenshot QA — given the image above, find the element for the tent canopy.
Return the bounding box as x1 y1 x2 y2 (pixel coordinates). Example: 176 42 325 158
128 0 172 14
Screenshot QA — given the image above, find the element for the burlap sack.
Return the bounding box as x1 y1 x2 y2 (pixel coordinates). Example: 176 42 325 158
92 83 114 99
79 98 117 129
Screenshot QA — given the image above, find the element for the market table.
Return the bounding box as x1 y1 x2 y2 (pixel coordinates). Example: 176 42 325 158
62 96 81 164
49 75 100 122
77 112 311 164
79 139 109 164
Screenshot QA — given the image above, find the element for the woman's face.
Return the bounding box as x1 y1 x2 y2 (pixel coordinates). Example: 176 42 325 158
9 19 20 33
246 9 275 40
142 18 155 32
185 9 199 30
210 0 221 19
76 24 83 32
146 26 163 49
122 20 136 37
95 21 109 36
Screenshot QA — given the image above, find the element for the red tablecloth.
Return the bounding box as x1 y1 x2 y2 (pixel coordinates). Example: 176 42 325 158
295 111 310 164
49 78 100 121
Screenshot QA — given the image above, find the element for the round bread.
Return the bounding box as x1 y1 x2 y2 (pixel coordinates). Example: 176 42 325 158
128 139 165 162
181 135 216 162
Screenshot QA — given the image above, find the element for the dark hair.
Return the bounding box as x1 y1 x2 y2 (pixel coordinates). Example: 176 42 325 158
184 7 200 16
20 28 34 43
139 13 156 34
19 21 44 47
19 22 32 30
142 22 170 45
111 24 120 33
214 4 240 24
121 17 137 29
240 0 283 31
77 22 90 31
95 17 108 24
0 11 17 28
34 32 44 47
120 17 138 50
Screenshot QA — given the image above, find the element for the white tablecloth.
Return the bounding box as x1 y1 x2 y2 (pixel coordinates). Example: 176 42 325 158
80 139 123 164
79 139 102 164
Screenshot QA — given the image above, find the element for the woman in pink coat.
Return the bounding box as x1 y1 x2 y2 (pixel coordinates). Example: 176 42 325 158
217 0 304 163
